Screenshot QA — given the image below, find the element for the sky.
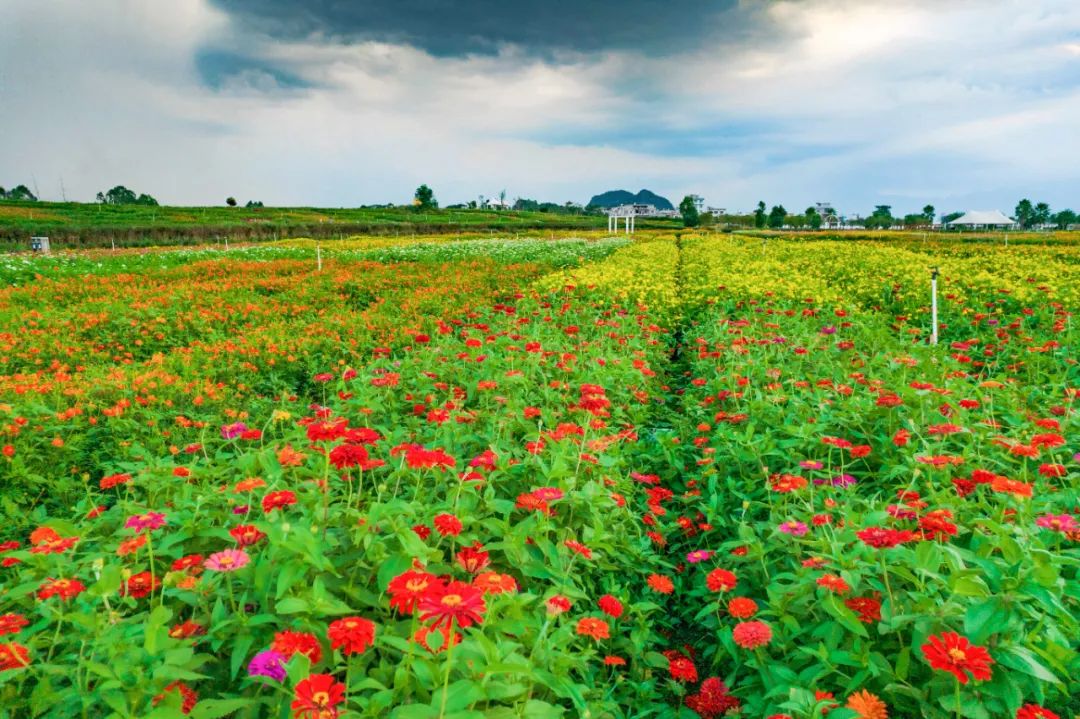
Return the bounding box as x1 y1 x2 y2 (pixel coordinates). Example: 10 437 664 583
2 0 1079 215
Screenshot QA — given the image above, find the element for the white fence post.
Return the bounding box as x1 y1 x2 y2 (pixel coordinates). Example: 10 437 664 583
317 243 323 271
930 267 939 345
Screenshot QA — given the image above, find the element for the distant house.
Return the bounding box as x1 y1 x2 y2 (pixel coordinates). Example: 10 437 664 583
609 203 664 217
815 202 841 229
484 198 511 210
946 210 1017 230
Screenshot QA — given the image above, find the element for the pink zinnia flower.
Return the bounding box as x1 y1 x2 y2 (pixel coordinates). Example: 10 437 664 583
1035 514 1078 533
686 550 713 563
532 487 565 501
779 520 808 537
799 460 823 470
125 512 167 534
204 548 250 572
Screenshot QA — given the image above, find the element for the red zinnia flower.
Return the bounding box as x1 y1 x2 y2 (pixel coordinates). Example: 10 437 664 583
122 572 161 599
291 673 345 719
388 570 440 615
433 513 463 537
99 472 132 490
329 443 382 471
685 676 740 718
153 681 197 715
418 581 486 629
546 595 572 615
564 539 593 559
169 620 206 639
327 617 376 656
597 594 624 618
229 524 266 547
0 642 30 671
37 578 86 601
1017 704 1060 719
455 542 490 574
706 568 737 593
272 630 323 665
0 613 28 636
732 620 772 649
921 632 993 684
667 653 698 682
857 527 916 549
844 596 882 624
262 490 297 514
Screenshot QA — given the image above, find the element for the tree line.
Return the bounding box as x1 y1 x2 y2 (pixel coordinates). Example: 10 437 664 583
677 196 1078 230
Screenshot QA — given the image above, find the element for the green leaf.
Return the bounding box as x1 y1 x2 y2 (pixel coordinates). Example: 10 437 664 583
436 679 482 713
275 597 310 614
229 632 256 679
950 575 990 598
377 554 414 591
823 595 868 637
997 646 1061 685
189 698 255 719
522 700 566 719
964 598 1008 644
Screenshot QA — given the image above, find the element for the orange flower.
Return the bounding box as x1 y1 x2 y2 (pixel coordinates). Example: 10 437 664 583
647 574 674 594
727 597 758 618
991 476 1033 498
117 534 147 556
276 445 306 467
576 617 610 641
846 690 888 719
233 477 266 493
472 572 517 595
413 624 461 654
816 574 851 594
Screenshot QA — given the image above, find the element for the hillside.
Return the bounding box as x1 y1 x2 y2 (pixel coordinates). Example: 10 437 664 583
587 189 674 210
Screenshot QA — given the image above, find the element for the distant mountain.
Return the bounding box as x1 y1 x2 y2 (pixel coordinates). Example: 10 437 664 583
587 189 674 211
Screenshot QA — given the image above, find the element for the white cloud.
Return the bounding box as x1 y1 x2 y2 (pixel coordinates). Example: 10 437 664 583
1 0 1078 213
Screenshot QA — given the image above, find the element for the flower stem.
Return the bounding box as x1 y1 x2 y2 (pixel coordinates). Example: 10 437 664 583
438 622 456 719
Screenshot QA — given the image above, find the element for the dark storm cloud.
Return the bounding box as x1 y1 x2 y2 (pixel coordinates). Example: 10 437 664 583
208 0 740 56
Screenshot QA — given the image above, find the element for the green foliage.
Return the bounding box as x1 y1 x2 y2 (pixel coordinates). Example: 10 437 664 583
767 204 787 228
1053 209 1076 229
413 184 437 210
753 201 767 229
679 195 701 228
2 184 37 201
96 185 159 206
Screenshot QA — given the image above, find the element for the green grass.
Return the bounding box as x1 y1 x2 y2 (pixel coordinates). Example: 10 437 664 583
0 200 683 250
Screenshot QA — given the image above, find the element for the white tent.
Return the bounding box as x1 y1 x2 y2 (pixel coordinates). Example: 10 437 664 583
946 210 1016 228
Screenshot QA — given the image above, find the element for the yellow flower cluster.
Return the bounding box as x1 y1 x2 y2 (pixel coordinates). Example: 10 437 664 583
538 237 682 313
543 234 1079 311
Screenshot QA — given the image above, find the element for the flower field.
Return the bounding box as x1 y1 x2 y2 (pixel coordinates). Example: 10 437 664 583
0 234 1076 719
